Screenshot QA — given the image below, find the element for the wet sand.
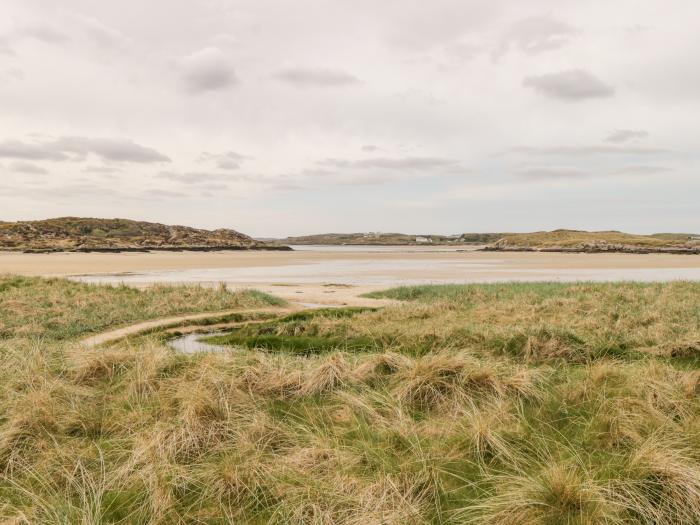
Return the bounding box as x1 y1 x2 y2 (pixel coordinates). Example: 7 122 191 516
2 246 700 306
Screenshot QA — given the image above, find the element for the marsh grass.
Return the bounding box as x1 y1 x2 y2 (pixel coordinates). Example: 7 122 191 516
0 274 284 340
3 278 700 523
203 307 380 355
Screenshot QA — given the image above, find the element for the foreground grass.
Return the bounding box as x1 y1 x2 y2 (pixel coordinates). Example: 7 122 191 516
3 278 700 523
0 275 284 340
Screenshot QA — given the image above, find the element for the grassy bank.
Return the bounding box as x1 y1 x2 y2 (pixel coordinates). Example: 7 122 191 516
2 278 700 523
488 229 700 251
0 275 285 340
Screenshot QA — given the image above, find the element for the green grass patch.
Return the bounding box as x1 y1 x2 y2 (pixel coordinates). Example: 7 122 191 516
280 306 376 322
203 333 377 355
0 274 285 340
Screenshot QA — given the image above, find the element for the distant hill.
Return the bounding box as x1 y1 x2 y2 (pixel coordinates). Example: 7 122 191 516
0 217 290 253
485 229 700 254
276 229 700 254
278 232 505 245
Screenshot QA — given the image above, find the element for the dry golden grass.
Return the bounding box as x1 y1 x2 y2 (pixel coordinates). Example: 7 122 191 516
2 278 700 523
492 229 699 249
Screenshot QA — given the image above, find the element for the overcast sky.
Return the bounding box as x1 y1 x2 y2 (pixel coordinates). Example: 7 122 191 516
1 0 698 236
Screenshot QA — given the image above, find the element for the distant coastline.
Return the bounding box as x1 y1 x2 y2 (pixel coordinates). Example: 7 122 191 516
482 245 700 255
274 229 700 254
0 217 291 253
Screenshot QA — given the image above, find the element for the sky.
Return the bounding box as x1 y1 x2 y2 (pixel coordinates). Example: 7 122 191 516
0 0 698 237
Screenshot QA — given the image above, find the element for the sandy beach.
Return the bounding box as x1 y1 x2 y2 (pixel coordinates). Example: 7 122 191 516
3 246 700 306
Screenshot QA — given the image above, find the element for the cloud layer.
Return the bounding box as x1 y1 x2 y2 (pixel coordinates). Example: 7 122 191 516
0 0 697 235
273 67 360 87
179 47 237 93
523 69 615 101
0 137 170 163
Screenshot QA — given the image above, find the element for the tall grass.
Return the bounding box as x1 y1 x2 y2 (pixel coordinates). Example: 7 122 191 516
2 278 700 523
0 275 284 340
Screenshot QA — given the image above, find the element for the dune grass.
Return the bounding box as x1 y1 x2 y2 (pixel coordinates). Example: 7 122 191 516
3 278 700 523
491 229 699 248
0 275 284 340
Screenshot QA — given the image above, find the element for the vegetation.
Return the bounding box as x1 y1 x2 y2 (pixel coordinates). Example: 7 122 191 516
204 307 379 355
488 229 700 252
3 278 700 523
0 217 290 252
0 275 283 340
278 229 700 252
278 232 504 245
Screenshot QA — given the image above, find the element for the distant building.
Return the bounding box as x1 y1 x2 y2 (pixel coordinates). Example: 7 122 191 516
415 236 432 243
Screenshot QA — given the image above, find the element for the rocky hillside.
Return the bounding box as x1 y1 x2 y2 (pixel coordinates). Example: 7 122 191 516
0 218 290 252
484 230 700 254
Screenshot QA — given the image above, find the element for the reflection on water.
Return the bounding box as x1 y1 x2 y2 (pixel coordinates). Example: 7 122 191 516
168 332 228 354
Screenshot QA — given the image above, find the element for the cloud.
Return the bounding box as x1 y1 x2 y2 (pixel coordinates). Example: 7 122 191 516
9 161 48 175
0 37 14 55
285 155 462 188
142 188 187 199
361 145 380 152
518 164 673 180
0 25 70 49
518 167 588 179
523 69 615 101
199 150 249 170
0 68 23 81
511 145 668 156
179 47 237 94
72 14 131 48
334 174 396 186
0 140 69 161
497 15 575 57
50 137 171 163
614 165 673 176
28 182 120 199
318 156 458 170
156 171 236 184
19 25 70 44
83 166 122 174
0 137 170 163
605 129 649 143
274 67 360 87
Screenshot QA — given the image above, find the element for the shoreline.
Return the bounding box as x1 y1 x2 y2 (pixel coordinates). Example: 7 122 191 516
3 247 700 307
2 245 292 254
482 246 700 255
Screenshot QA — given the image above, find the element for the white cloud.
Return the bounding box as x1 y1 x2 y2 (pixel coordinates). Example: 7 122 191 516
318 156 459 170
523 69 615 101
0 137 170 163
497 15 576 57
274 67 360 87
9 161 48 175
71 13 131 49
518 167 588 179
199 151 249 170
179 47 237 93
605 129 649 143
0 0 698 235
